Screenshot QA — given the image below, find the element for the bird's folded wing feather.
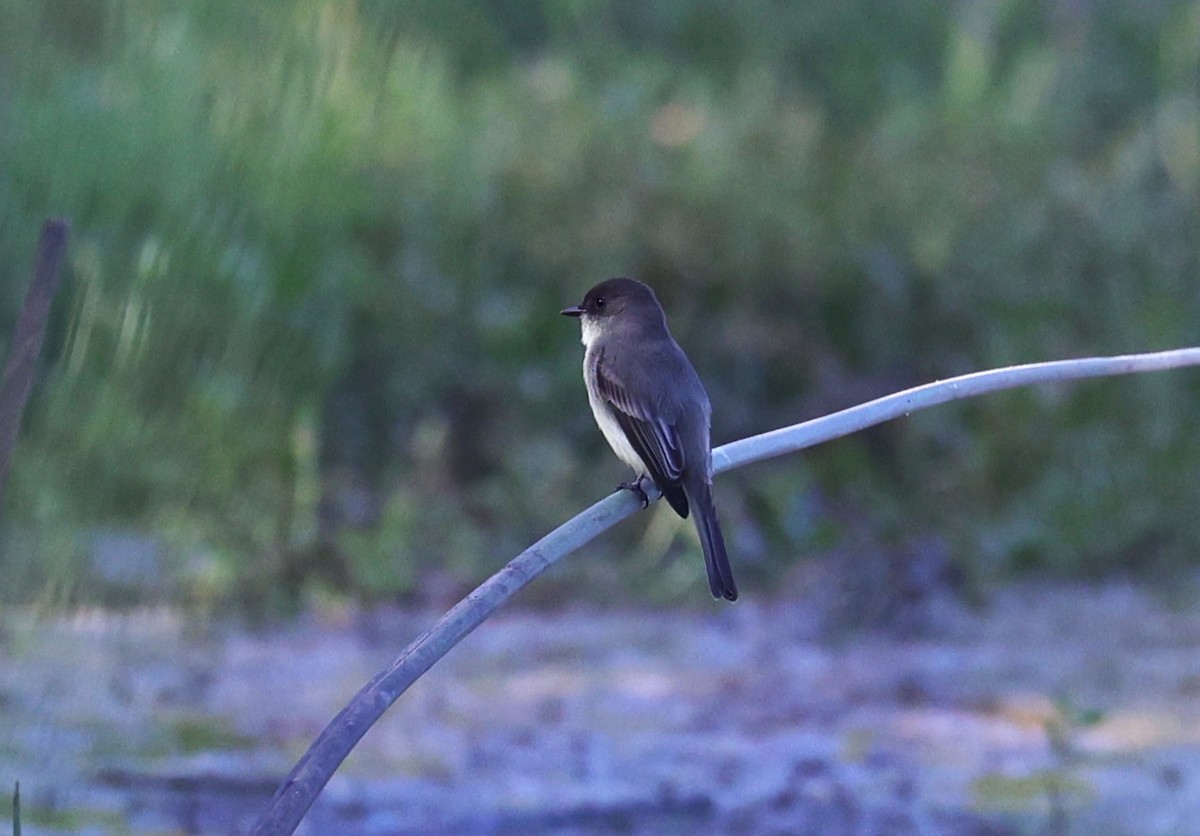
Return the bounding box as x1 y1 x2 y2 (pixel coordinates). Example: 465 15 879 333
593 359 690 517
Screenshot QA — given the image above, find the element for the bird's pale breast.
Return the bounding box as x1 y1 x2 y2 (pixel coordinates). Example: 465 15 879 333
583 348 647 473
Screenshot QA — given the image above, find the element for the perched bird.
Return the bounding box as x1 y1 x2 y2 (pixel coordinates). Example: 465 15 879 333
562 277 737 601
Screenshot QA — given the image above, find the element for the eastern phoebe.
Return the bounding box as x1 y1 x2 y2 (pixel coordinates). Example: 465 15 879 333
562 277 737 601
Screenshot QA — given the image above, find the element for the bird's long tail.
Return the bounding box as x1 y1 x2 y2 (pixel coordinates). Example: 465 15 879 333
687 483 737 602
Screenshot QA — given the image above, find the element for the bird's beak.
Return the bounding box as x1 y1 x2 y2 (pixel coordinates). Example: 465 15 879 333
560 305 584 317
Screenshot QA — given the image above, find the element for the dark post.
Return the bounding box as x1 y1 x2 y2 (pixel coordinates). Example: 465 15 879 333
0 218 71 520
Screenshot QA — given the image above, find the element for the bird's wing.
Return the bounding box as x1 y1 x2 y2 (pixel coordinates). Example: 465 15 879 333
593 352 690 517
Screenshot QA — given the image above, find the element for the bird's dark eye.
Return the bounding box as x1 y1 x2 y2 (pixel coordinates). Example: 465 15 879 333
594 296 606 309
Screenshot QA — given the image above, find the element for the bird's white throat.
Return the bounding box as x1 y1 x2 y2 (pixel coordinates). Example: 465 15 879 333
579 315 604 348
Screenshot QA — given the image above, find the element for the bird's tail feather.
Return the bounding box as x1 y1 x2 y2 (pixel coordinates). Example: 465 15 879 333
689 484 737 602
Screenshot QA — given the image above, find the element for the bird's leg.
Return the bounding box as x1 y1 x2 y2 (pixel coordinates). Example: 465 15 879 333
618 474 652 509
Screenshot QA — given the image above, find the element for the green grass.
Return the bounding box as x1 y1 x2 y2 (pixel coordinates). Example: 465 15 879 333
0 1 1197 608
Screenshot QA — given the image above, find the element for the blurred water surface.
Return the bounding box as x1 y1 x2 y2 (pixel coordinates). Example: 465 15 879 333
3 578 1200 833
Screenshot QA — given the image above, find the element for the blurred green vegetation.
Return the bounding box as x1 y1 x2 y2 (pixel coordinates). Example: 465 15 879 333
0 1 1197 608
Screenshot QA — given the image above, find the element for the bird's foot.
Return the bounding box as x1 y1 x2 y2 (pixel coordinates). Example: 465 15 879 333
618 476 651 509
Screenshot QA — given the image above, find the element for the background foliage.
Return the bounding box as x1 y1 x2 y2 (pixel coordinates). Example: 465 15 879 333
1 0 1197 608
